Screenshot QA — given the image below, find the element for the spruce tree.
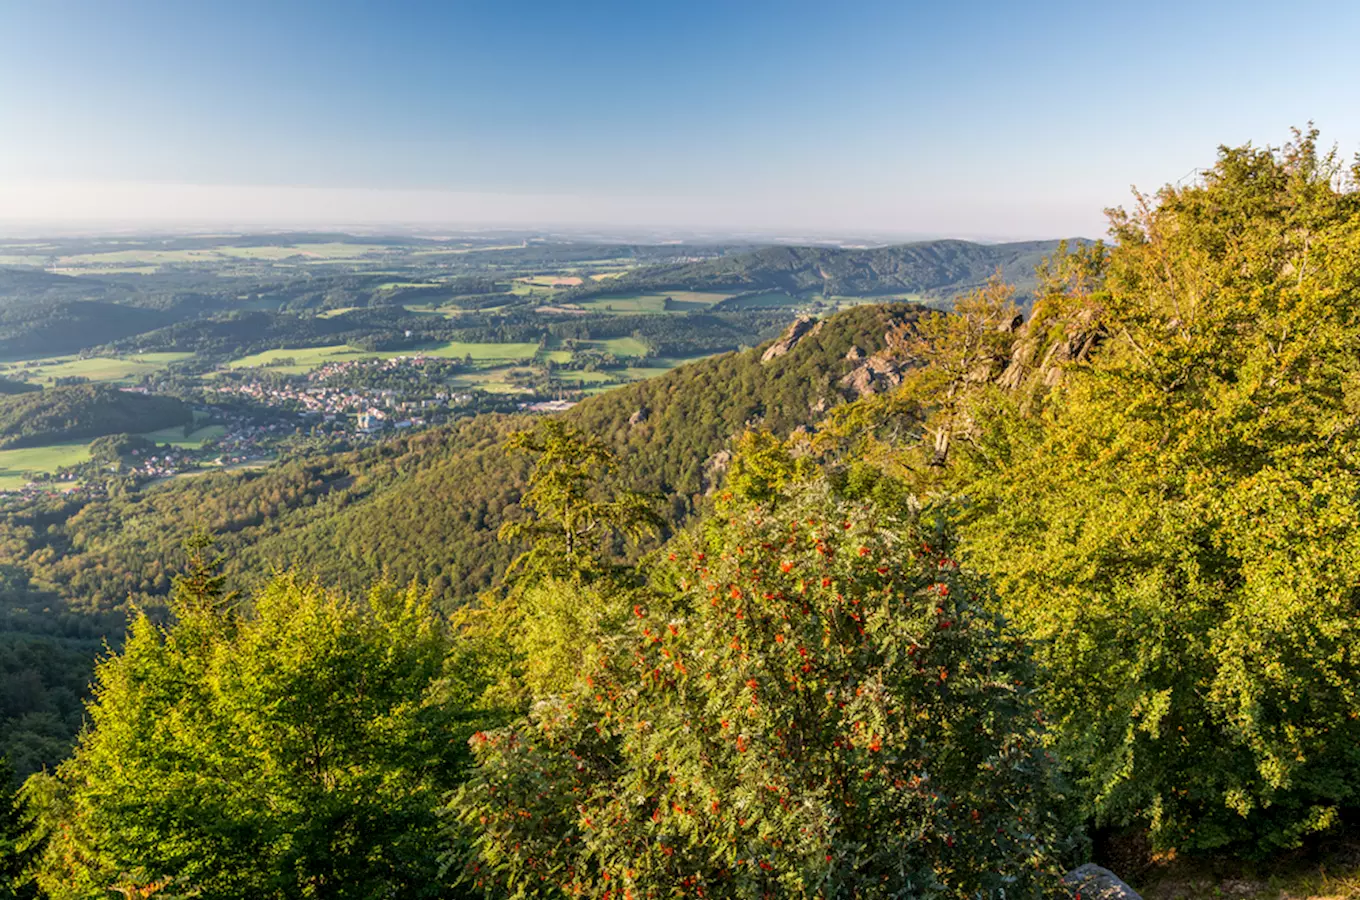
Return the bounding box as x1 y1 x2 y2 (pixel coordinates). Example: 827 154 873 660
0 758 36 900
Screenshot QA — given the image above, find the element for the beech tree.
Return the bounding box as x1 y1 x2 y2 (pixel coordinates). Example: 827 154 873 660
27 538 490 899
949 130 1360 852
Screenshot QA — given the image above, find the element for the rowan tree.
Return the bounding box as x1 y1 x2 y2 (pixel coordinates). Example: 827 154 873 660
450 478 1073 899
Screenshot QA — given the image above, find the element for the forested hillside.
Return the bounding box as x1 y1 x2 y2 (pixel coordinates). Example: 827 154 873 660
562 239 1067 303
0 301 172 358
0 385 191 449
5 131 1360 898
0 304 912 619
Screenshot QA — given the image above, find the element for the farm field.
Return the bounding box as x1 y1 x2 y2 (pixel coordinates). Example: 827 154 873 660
138 425 229 448
227 341 549 375
0 423 233 492
52 242 398 271
404 305 476 319
594 337 650 356
715 291 804 309
825 294 928 308
0 442 93 491
408 243 527 257
0 352 193 384
516 275 583 288
570 291 733 314
424 341 543 361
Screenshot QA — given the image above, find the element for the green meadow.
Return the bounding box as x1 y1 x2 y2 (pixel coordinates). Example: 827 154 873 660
0 352 193 385
227 342 548 375
138 425 229 448
570 291 732 314
0 443 93 491
55 243 396 270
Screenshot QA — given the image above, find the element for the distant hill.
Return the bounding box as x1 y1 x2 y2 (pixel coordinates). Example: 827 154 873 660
0 303 922 614
563 239 1075 304
0 268 132 305
0 299 172 357
0 384 191 449
0 376 40 395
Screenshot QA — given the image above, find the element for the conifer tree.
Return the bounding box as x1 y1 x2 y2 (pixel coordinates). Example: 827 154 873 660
0 758 37 900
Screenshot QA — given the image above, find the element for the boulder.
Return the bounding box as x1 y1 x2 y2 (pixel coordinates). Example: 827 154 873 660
1063 864 1141 900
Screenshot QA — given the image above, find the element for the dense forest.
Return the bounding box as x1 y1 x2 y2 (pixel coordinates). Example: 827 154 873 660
560 239 1068 303
4 132 1360 897
0 385 191 450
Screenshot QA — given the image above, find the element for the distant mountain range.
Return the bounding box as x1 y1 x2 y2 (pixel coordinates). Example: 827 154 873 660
563 239 1075 304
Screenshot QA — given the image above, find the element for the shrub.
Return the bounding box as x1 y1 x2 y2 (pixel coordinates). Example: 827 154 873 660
450 481 1072 899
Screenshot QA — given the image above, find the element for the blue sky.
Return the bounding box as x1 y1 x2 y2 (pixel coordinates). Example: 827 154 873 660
1 0 1356 238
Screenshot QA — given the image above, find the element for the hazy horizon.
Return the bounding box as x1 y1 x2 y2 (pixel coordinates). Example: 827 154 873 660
2 0 1357 239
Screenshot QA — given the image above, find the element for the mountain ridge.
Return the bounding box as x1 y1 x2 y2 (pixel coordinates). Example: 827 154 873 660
562 238 1078 303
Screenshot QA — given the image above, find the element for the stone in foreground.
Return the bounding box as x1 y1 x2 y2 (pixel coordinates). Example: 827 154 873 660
1064 864 1141 900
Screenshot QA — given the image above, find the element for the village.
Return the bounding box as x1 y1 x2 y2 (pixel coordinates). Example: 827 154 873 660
207 355 477 434
0 355 584 503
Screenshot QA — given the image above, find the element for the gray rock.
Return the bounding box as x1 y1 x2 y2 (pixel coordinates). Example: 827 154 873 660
701 449 733 494
761 316 820 362
838 354 904 397
1063 864 1141 900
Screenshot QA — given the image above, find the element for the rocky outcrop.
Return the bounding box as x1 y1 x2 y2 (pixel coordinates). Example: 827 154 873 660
845 345 864 362
1064 865 1141 900
701 449 733 494
839 354 905 397
761 316 822 363
999 305 1105 389
628 407 648 426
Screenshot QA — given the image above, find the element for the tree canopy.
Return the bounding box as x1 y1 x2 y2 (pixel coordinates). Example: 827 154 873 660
27 542 495 899
450 476 1074 898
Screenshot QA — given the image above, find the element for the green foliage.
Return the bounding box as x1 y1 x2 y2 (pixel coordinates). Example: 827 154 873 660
0 757 38 900
28 563 492 898
927 130 1360 853
499 420 661 579
450 480 1073 898
0 632 95 782
0 379 38 397
0 384 190 450
722 430 809 505
459 421 662 707
87 433 154 464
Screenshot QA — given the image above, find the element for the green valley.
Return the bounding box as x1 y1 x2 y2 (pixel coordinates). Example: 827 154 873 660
4 131 1360 899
